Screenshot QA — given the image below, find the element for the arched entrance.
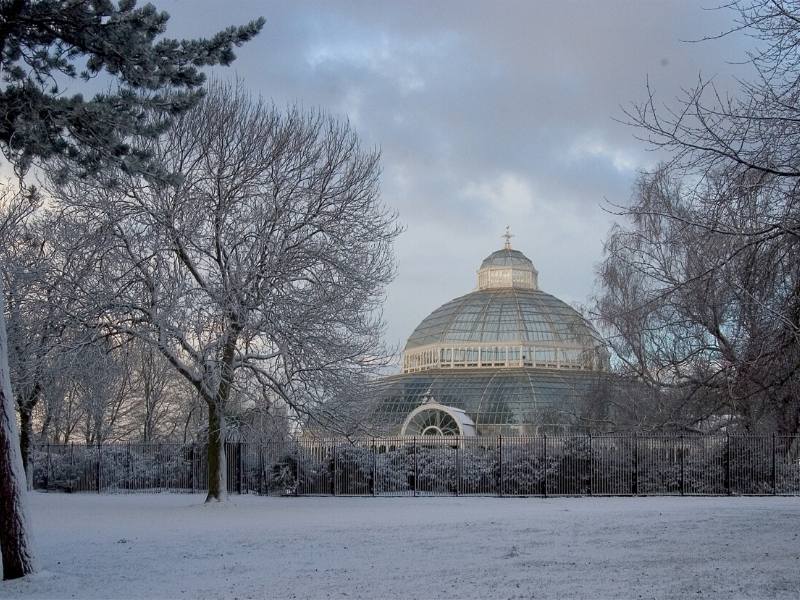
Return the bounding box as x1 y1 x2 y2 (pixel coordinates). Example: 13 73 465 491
400 400 476 437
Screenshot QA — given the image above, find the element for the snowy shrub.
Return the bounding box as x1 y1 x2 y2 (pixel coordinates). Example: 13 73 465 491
98 445 189 491
32 444 192 492
776 461 800 494
267 450 337 495
547 437 592 495
268 454 303 495
459 447 498 494
373 445 412 493
332 445 375 495
32 446 96 491
414 446 457 494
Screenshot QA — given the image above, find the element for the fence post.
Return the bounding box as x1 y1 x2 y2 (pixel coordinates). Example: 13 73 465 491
679 435 685 496
371 437 377 497
44 443 51 490
331 441 337 496
413 436 418 497
725 433 731 495
190 444 196 493
235 442 243 495
498 435 503 497
455 440 461 497
295 441 300 496
157 442 163 491
772 433 777 495
96 442 102 493
542 433 548 498
632 433 638 496
258 445 266 496
587 434 593 496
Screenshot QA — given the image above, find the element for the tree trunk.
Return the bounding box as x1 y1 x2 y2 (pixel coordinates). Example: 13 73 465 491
0 287 35 580
18 403 32 489
205 400 227 502
776 395 800 439
204 326 239 502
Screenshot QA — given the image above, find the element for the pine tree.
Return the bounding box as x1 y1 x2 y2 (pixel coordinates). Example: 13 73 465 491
0 0 264 176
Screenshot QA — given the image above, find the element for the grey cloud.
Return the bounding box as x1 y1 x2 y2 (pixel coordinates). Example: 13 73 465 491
160 0 752 354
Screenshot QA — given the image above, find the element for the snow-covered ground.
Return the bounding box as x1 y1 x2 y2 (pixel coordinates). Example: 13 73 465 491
2 493 799 599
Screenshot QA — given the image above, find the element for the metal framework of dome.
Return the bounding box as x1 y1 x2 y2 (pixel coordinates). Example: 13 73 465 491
378 367 607 433
372 229 610 436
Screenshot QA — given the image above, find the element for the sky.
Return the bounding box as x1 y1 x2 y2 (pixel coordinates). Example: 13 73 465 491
156 0 751 362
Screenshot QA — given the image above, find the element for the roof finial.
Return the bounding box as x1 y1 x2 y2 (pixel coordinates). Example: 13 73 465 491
502 225 513 250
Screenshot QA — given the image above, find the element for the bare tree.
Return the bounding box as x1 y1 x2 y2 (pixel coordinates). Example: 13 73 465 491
50 81 400 501
75 339 138 444
627 1 800 179
0 203 94 480
621 0 800 274
0 187 35 579
598 1 800 435
130 339 190 442
595 167 800 435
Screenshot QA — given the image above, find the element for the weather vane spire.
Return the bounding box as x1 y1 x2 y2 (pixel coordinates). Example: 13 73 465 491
503 225 513 249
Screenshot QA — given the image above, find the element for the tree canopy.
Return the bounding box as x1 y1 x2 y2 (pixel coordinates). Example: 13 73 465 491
0 0 264 176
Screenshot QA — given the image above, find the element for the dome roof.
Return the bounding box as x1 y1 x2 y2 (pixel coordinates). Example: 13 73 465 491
479 248 534 270
399 236 608 374
404 288 600 351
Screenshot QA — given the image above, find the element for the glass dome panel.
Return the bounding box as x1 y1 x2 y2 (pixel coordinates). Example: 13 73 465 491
404 289 601 351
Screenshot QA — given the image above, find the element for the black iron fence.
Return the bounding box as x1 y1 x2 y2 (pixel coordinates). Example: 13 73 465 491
32 434 800 496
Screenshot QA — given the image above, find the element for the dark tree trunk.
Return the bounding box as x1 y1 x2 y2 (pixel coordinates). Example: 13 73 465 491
0 289 35 580
204 327 239 503
776 394 800 439
205 400 227 502
18 403 32 488
0 396 33 580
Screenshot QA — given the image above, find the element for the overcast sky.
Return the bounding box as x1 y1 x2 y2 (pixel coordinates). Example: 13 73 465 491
159 0 751 362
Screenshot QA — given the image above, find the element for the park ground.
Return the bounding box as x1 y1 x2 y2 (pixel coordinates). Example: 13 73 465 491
2 492 799 599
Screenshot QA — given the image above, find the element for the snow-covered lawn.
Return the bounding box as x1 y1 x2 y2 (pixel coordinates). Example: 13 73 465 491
2 493 799 599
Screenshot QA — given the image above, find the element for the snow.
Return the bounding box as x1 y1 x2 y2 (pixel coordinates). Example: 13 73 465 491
2 492 799 599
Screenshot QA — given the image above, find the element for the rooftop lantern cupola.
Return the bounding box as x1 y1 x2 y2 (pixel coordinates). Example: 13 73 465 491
477 226 539 290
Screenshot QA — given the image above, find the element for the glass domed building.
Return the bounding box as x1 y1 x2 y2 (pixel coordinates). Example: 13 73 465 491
372 234 609 436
